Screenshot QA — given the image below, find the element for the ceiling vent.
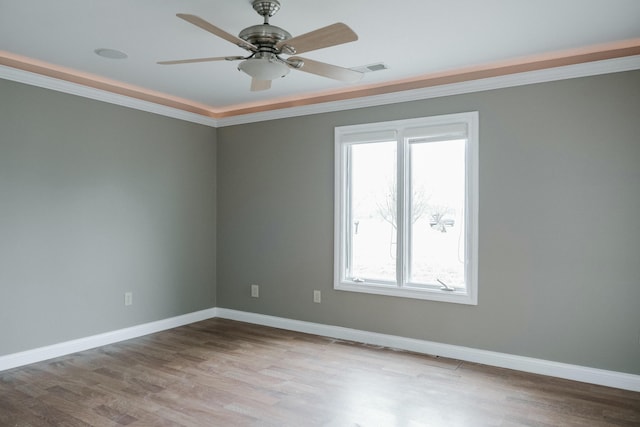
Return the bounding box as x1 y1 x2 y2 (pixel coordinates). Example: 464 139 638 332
351 63 389 73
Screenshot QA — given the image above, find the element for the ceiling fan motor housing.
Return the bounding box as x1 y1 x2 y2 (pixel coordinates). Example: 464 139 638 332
239 24 291 53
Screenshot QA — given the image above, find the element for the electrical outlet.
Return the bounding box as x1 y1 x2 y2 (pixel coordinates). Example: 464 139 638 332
313 290 321 303
251 284 259 298
124 292 133 306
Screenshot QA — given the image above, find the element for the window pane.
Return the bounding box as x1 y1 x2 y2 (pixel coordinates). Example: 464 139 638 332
349 141 397 283
409 139 466 289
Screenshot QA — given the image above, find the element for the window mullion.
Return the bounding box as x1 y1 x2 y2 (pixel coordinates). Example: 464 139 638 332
396 135 410 288
403 137 412 288
344 145 352 280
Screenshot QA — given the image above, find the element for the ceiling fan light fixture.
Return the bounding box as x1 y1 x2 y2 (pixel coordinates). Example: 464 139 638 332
238 57 290 80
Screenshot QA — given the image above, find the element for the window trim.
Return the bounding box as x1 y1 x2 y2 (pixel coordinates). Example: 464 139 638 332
334 112 479 305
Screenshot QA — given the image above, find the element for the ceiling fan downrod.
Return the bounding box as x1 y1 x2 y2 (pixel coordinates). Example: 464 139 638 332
252 0 281 24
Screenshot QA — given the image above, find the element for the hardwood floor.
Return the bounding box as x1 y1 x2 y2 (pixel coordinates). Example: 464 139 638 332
1 318 639 426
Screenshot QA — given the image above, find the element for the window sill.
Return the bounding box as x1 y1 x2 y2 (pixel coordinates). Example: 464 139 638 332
335 281 477 305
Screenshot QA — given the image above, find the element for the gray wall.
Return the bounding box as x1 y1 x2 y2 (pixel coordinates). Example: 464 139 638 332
2 70 639 376
217 70 640 375
0 79 217 355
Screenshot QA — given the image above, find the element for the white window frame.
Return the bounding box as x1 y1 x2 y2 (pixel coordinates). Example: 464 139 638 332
334 112 479 305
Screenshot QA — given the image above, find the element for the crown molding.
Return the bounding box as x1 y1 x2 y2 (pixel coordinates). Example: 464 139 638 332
0 64 220 128
2 54 639 128
216 55 640 126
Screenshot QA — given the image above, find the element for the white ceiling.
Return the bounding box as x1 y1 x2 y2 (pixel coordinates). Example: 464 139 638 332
2 0 640 114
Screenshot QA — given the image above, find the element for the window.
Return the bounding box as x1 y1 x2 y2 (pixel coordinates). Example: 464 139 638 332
334 112 478 304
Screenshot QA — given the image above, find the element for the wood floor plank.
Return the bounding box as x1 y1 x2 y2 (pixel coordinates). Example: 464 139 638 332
1 318 638 426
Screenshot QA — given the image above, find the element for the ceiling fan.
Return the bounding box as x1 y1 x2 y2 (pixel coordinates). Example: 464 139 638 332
158 0 363 91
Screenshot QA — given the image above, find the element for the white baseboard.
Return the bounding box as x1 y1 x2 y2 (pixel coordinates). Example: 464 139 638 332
215 308 640 393
0 308 217 372
2 307 638 392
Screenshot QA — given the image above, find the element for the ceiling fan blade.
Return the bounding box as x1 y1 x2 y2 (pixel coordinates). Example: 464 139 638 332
276 23 358 55
176 13 257 52
250 79 272 92
290 56 363 83
157 56 244 65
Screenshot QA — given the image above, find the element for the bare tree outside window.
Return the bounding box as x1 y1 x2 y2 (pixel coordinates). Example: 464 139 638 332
375 181 432 230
